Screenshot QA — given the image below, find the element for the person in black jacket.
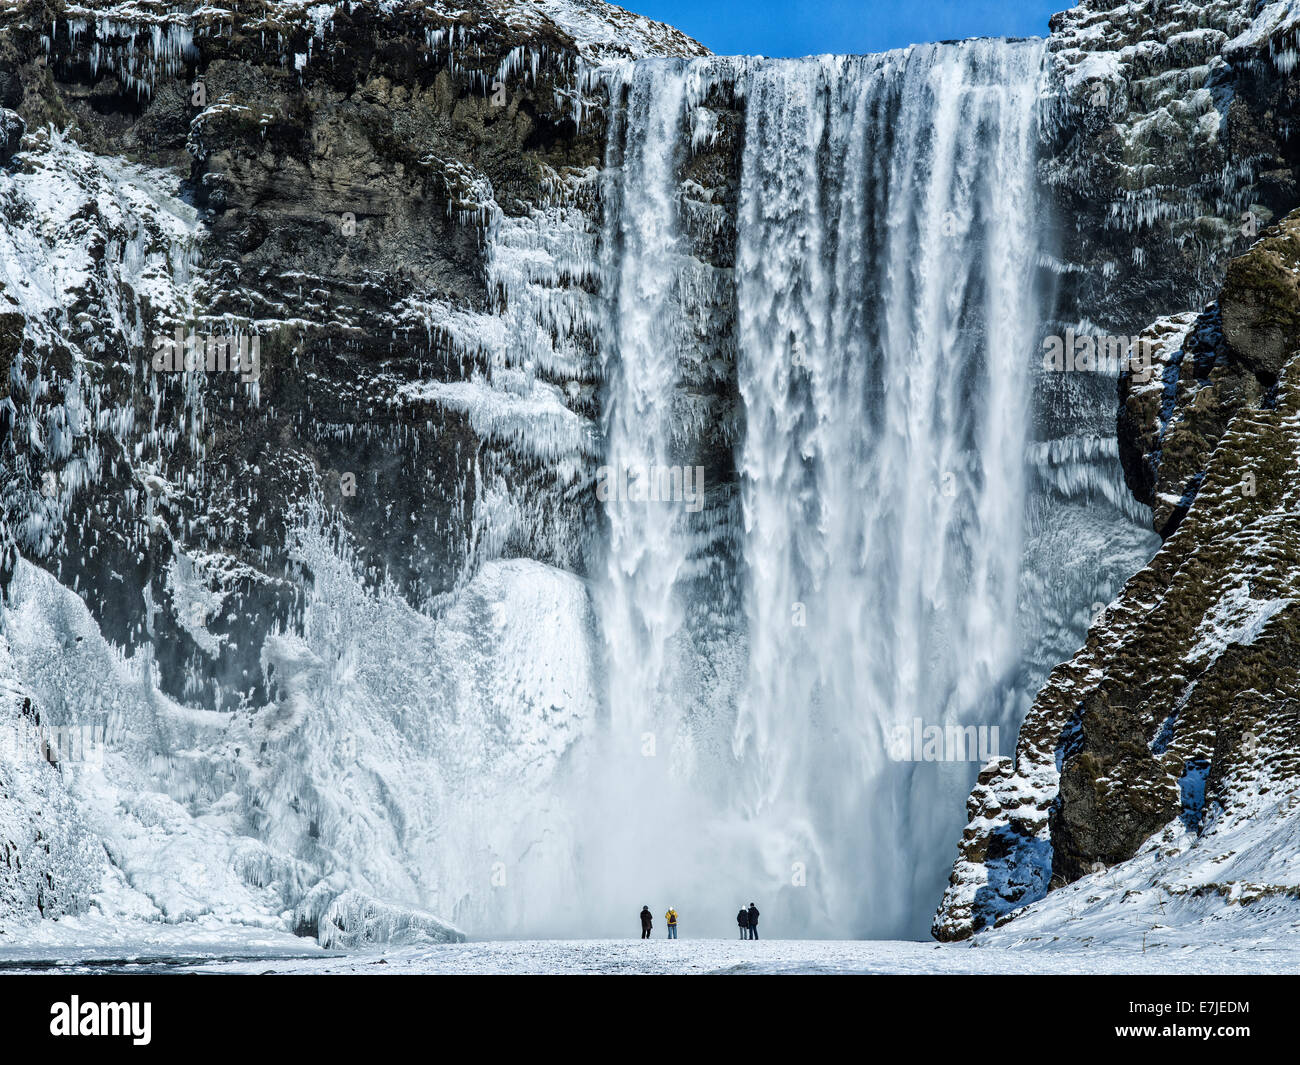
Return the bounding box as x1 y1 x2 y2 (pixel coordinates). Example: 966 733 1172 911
747 903 760 940
640 905 653 939
736 907 749 938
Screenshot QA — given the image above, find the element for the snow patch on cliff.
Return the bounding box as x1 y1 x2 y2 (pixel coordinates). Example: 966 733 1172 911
1188 583 1293 667
982 790 1300 955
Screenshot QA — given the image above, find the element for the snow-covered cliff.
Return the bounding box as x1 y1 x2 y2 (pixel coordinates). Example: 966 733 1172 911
0 0 702 943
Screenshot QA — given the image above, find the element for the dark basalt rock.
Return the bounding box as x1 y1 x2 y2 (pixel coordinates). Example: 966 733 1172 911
1117 301 1268 539
1116 214 1300 541
1051 690 1181 882
0 107 22 163
1220 212 1300 380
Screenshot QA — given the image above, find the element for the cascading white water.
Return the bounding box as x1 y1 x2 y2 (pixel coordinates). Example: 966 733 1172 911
590 41 1045 938
597 64 692 744
733 44 1043 936
581 60 742 921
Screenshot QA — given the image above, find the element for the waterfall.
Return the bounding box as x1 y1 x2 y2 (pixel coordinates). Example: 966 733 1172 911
583 59 740 923
733 44 1043 937
597 63 693 745
590 41 1046 938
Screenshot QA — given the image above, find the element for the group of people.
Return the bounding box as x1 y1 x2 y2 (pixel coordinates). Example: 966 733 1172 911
636 903 760 939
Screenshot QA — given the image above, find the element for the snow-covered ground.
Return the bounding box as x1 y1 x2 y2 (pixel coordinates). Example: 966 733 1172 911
4 935 1294 975
0 917 334 972
3 918 1298 974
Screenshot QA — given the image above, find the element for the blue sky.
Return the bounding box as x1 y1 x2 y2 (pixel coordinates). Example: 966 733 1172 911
627 0 1065 57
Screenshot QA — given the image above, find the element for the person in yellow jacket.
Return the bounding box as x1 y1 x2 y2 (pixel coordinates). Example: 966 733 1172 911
664 907 679 939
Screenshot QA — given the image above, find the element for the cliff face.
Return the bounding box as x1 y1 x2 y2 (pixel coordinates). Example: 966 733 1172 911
1042 0 1300 325
0 0 704 933
1033 0 1300 524
1 0 703 710
934 0 1300 937
1020 1 1300 747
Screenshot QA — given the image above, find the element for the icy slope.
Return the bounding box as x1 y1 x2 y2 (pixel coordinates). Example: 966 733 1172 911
0 534 596 937
981 778 1300 956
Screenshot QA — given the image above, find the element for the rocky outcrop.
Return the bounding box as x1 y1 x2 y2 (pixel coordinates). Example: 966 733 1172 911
0 106 20 162
1117 216 1300 537
937 0 1300 943
936 207 1300 941
1042 0 1300 331
1220 210 1300 377
1035 0 1300 483
1024 0 1300 715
